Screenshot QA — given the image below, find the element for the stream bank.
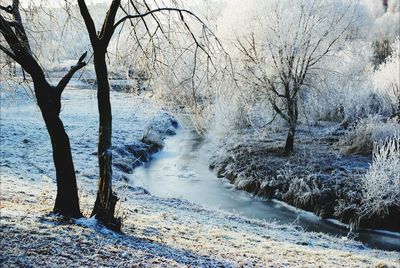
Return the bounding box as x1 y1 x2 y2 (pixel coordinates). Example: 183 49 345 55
208 123 400 233
129 124 400 251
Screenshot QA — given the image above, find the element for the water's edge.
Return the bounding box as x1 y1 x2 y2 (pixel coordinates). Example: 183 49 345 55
128 126 399 251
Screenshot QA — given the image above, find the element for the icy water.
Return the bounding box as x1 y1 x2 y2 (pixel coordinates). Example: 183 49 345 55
130 126 400 251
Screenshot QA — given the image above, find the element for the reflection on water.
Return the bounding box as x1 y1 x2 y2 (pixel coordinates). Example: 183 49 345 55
130 127 400 251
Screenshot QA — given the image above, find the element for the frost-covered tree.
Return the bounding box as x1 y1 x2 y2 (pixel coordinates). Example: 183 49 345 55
107 1 228 133
235 0 357 154
0 0 86 217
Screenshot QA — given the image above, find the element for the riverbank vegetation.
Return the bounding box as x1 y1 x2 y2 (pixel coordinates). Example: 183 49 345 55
197 0 399 231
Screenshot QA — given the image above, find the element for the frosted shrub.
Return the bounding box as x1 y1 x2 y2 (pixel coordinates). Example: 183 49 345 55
338 116 400 155
361 0 385 18
331 39 399 123
360 136 400 218
300 40 372 123
373 38 400 116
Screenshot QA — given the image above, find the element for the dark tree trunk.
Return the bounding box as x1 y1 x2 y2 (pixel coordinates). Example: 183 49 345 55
0 0 85 219
77 0 124 231
285 123 296 154
284 97 298 155
91 52 121 231
33 77 81 217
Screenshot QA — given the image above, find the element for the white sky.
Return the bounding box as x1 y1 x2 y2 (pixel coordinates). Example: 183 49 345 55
18 0 109 8
19 0 209 8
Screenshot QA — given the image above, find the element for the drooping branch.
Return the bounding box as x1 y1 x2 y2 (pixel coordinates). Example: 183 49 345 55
113 6 217 69
56 51 88 93
142 0 166 35
178 10 211 61
114 7 203 31
128 1 152 38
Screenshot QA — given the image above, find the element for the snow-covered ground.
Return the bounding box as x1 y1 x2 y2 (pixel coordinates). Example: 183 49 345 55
1 85 399 267
0 82 175 182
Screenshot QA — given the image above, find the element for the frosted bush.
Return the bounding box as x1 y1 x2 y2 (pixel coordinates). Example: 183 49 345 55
211 94 249 136
309 38 399 124
389 0 400 13
338 116 400 155
298 41 364 122
360 136 400 218
361 0 385 18
372 7 400 42
373 38 400 115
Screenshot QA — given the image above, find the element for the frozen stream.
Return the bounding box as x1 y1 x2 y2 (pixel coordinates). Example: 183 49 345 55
130 126 400 251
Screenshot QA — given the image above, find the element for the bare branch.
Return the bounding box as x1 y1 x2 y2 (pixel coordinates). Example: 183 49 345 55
99 0 120 45
0 5 13 13
114 8 202 30
270 98 290 122
11 0 31 52
77 0 98 45
56 51 88 93
0 43 18 62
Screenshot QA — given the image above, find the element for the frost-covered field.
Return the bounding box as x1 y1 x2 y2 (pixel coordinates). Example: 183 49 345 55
0 84 175 182
2 174 400 267
1 86 399 267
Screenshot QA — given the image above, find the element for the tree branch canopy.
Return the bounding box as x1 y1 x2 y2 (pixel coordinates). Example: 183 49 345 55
113 7 203 31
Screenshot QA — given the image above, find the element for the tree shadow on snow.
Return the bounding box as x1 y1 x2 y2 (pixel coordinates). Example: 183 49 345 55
32 213 234 267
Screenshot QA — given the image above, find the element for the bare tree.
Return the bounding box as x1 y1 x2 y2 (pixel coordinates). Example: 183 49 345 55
75 0 226 230
237 0 356 154
0 0 86 217
76 0 121 230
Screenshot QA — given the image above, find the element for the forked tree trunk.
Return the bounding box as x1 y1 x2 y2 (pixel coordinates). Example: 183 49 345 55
33 77 81 217
77 0 121 231
91 52 120 230
0 0 83 218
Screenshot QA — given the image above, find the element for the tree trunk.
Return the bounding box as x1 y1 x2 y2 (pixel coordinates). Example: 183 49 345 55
1 1 83 218
91 52 121 231
285 122 296 154
284 97 298 155
33 78 81 218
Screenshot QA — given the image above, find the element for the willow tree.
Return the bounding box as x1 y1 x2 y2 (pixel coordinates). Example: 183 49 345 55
76 0 225 230
0 0 86 217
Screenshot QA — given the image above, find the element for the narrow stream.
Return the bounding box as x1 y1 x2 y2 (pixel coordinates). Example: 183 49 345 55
130 126 400 251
